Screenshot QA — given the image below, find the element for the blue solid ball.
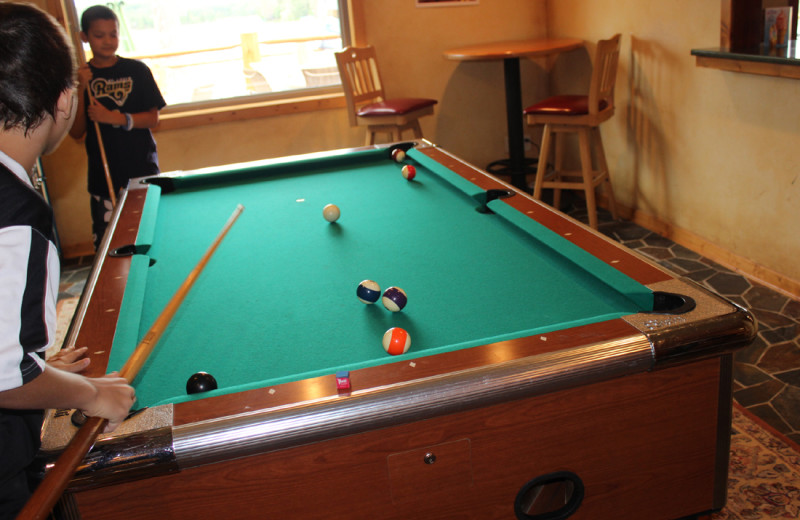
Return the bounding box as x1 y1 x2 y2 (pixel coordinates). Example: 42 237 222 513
357 280 381 304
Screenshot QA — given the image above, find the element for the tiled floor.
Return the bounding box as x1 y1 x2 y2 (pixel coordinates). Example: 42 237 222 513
58 260 92 299
566 204 800 445
58 206 800 444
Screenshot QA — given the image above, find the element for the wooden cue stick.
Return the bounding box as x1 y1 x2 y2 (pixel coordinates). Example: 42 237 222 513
87 90 117 206
119 204 244 380
17 204 245 520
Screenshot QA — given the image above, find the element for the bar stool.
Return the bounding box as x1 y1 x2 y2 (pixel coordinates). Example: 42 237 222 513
335 46 437 145
524 34 621 229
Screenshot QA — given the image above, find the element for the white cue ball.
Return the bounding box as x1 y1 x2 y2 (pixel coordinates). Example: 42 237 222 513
323 204 340 223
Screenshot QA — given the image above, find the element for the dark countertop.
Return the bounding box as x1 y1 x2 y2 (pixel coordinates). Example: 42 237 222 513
692 40 800 66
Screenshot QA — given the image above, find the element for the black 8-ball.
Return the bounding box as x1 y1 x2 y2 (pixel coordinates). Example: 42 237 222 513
186 371 218 394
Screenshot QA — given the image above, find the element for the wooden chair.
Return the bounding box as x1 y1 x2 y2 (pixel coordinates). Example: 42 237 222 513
524 34 621 229
335 46 437 145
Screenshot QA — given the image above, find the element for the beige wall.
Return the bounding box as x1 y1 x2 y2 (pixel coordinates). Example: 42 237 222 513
547 0 800 291
357 0 547 167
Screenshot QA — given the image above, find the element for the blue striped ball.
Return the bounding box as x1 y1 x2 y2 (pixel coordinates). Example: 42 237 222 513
357 280 381 304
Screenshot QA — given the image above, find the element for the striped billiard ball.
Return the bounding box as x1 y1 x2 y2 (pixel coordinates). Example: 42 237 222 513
382 327 411 355
357 280 381 304
382 286 407 312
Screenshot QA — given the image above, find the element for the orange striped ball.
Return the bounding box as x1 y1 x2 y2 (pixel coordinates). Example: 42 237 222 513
382 327 411 356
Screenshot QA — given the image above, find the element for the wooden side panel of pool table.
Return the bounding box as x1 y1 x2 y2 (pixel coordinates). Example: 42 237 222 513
72 356 730 520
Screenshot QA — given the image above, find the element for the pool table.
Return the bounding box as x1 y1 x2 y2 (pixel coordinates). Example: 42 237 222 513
41 141 755 520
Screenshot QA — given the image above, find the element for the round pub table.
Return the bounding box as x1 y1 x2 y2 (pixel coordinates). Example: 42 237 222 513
445 38 583 191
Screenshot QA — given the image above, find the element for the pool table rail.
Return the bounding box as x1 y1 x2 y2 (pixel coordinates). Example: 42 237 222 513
418 145 673 287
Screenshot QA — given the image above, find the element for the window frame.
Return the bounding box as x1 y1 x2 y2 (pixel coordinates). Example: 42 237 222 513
56 0 356 131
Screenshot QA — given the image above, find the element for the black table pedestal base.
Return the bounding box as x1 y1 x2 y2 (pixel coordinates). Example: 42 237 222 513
485 157 539 192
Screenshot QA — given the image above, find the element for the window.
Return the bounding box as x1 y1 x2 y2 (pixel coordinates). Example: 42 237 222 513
71 0 347 108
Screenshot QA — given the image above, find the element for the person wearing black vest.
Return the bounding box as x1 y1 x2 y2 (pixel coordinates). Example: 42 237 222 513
0 4 136 517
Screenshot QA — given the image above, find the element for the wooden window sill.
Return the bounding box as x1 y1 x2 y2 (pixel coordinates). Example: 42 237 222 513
691 42 800 79
156 91 346 132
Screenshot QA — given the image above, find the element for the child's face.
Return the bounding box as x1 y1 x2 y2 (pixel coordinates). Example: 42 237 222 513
83 18 119 61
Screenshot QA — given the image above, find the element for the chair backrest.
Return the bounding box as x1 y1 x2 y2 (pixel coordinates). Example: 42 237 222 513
335 46 386 127
588 34 621 116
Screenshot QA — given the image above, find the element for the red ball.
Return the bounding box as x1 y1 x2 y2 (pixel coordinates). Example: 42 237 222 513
401 164 416 180
391 148 406 163
382 327 411 355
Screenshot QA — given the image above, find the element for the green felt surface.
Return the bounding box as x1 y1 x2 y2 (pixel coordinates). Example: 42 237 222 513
110 148 653 408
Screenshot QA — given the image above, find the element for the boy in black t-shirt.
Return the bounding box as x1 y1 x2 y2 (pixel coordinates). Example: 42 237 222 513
0 4 136 517
69 5 166 248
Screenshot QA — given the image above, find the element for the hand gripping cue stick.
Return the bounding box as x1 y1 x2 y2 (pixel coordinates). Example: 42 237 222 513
17 204 245 520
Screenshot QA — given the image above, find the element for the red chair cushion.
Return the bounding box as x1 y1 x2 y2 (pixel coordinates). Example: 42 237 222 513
357 98 437 117
524 95 607 115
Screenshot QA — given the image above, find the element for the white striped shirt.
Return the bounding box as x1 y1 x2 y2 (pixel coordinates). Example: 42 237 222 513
0 151 59 392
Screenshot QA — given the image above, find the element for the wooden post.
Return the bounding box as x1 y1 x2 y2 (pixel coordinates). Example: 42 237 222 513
241 32 260 69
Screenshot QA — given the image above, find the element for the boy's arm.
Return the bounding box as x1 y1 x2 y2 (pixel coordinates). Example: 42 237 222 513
127 107 160 130
83 105 160 130
0 367 135 432
0 224 134 432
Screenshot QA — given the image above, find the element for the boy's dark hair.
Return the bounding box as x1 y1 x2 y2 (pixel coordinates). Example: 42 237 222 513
0 2 75 132
80 5 118 33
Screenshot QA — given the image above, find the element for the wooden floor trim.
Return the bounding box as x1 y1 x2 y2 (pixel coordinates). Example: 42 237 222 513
629 209 800 300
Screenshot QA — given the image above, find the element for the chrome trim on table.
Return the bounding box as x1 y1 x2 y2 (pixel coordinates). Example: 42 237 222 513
65 426 178 491
58 187 131 351
626 279 757 368
171 336 653 470
40 405 177 490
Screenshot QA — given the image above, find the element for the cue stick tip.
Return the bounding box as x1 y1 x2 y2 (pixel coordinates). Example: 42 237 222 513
226 204 244 226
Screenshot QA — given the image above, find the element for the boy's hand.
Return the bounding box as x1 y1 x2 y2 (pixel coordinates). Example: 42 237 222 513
47 346 91 373
80 372 136 432
86 98 121 126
